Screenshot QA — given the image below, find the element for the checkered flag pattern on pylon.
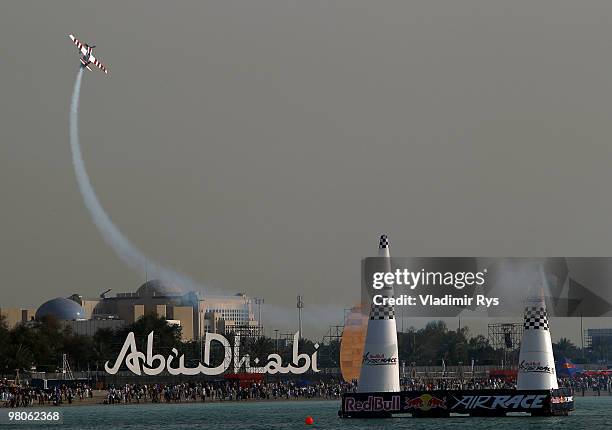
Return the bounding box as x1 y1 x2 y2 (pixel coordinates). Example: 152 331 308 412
523 306 549 330
369 303 395 320
379 235 389 249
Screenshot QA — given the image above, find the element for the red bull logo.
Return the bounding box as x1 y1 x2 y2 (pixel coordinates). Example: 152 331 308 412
404 394 447 411
344 395 401 412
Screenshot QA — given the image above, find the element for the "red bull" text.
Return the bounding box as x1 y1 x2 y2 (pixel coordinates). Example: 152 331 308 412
344 396 401 412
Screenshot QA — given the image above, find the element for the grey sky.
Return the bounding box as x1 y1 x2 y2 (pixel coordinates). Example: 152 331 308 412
2 1 612 341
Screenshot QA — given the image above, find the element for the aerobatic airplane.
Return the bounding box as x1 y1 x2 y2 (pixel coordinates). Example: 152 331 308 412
68 34 108 74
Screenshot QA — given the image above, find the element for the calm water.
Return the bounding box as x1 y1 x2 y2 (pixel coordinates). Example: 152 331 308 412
3 397 611 429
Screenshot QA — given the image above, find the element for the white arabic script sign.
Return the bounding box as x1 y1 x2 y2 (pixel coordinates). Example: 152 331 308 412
104 331 319 375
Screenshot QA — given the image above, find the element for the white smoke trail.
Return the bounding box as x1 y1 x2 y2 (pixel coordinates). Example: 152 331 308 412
69 70 343 332
69 69 207 292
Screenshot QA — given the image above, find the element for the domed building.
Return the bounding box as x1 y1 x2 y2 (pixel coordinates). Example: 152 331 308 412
92 279 194 323
36 297 86 321
136 279 182 297
28 279 262 341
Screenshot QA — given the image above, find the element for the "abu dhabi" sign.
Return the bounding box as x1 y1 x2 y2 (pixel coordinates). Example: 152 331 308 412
105 331 319 376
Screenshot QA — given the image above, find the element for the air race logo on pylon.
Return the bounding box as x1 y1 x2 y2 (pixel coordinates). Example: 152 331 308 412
362 351 398 366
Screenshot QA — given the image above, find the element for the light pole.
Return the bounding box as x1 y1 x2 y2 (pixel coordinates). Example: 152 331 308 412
274 329 279 353
581 313 585 360
199 309 203 363
297 295 304 340
254 297 264 336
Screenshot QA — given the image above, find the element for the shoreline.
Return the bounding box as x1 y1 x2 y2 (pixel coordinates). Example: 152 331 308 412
4 389 610 409
3 392 341 408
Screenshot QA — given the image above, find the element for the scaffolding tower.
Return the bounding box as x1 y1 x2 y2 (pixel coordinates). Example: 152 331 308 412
487 322 523 368
487 322 523 350
61 353 74 380
321 324 344 368
322 325 344 345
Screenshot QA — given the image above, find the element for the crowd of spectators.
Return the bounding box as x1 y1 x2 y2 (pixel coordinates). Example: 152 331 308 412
400 377 516 391
104 380 356 404
0 380 93 408
2 374 611 407
558 374 612 395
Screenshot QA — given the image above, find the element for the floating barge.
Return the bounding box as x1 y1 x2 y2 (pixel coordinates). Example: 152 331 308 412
339 387 574 418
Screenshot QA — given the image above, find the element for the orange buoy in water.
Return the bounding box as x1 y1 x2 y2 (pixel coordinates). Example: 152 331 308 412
305 416 314 425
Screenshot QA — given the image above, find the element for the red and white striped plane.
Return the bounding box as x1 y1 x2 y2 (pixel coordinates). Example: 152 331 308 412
68 34 108 74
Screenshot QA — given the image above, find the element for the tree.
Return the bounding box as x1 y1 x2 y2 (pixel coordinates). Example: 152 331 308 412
10 320 59 372
243 336 275 361
396 322 508 366
554 338 579 360
467 335 498 365
62 332 96 370
0 316 11 376
5 343 34 373
117 314 183 354
93 327 117 365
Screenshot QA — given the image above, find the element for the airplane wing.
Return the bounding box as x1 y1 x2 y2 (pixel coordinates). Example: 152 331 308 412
69 34 88 56
89 54 108 74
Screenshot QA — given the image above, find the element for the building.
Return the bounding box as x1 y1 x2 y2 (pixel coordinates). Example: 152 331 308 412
36 297 86 321
6 280 262 341
200 294 262 337
82 279 198 341
68 294 100 320
61 319 125 337
67 279 262 341
0 307 35 328
584 328 612 348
